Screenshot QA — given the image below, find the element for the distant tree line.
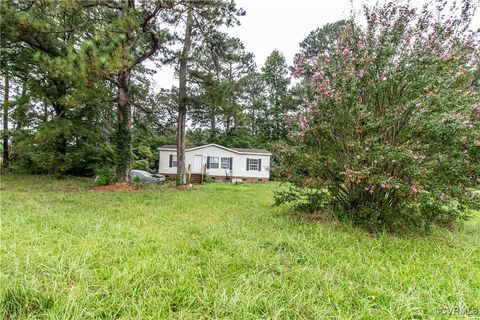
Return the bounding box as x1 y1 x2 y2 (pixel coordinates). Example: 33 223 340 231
0 0 313 185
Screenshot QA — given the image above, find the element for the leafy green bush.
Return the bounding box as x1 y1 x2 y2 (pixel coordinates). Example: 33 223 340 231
132 176 145 187
274 185 330 214
133 159 150 171
94 167 115 186
202 175 213 184
133 144 157 172
277 1 480 231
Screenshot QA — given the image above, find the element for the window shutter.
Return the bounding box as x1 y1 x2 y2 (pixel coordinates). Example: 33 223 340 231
169 154 173 167
246 158 250 171
207 156 210 169
229 157 233 170
258 159 262 171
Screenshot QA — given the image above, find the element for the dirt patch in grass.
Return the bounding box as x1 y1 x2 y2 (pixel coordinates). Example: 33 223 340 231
177 183 194 189
89 182 139 192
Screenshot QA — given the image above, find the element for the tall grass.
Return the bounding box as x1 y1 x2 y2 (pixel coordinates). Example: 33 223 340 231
1 175 479 319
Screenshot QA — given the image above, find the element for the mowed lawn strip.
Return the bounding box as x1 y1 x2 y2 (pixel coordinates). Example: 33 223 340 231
1 174 479 319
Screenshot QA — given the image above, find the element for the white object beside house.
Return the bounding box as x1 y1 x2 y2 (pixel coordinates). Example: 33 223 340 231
158 143 271 182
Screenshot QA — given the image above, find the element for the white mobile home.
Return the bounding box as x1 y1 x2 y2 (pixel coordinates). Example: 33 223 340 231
158 143 271 182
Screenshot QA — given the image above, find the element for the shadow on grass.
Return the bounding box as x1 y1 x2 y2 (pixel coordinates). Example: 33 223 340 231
273 202 479 243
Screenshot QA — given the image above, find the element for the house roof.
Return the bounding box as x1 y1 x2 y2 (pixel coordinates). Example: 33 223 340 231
230 147 272 154
158 143 271 155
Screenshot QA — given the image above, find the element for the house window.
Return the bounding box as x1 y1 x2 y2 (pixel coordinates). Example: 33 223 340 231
171 155 177 167
210 157 219 169
248 158 259 171
221 157 231 169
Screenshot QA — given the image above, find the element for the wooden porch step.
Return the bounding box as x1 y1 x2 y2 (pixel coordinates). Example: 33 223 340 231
190 173 203 184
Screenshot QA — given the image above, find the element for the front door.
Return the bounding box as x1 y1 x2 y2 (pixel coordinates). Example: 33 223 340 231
193 155 203 173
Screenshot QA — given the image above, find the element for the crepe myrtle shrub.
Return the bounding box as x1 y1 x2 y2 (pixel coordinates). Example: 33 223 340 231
276 0 480 231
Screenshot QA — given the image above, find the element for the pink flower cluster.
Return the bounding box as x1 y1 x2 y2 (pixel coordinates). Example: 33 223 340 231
293 68 302 79
298 112 307 131
359 42 368 50
364 187 374 194
317 79 333 99
463 119 474 129
378 181 400 190
442 113 474 128
293 68 303 79
306 100 321 113
471 104 480 114
312 70 324 81
293 58 305 79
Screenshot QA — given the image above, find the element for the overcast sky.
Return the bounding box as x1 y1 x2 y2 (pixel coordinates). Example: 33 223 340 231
154 0 479 89
228 0 353 68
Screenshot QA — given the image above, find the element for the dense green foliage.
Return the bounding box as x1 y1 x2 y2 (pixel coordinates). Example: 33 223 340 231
276 1 480 230
0 0 295 179
1 175 479 318
0 0 173 179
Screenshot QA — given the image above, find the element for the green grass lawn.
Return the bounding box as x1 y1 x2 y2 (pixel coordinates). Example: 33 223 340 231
1 175 479 319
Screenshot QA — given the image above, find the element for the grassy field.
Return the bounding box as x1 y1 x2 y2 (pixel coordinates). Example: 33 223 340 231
1 175 479 319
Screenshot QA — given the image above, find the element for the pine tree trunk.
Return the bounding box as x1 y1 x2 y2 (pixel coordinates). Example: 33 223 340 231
115 70 133 182
43 78 69 176
251 108 255 136
9 83 27 165
226 116 230 132
209 106 217 141
52 99 67 177
176 7 193 186
233 113 238 129
113 0 136 182
210 112 216 137
43 102 49 122
2 72 9 168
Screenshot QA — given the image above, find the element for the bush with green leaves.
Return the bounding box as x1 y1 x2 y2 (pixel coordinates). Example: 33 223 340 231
277 1 480 231
94 167 115 186
274 185 330 214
